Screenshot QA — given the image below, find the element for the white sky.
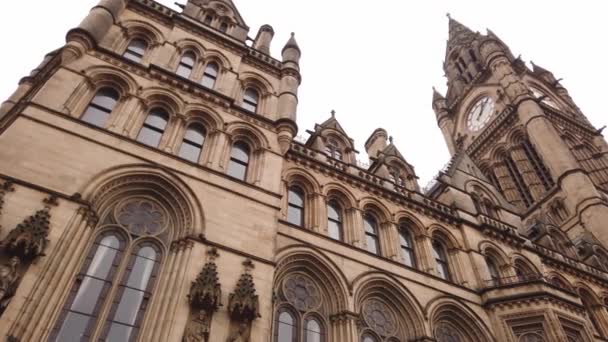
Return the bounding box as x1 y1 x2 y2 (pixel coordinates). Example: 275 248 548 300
1 1 606 186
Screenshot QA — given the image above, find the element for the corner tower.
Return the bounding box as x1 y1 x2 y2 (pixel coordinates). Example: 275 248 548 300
432 16 608 250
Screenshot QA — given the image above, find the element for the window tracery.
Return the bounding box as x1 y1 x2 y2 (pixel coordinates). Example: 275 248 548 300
435 324 462 342
361 299 398 338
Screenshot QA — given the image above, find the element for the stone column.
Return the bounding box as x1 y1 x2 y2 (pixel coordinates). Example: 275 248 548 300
347 208 364 248
381 221 400 261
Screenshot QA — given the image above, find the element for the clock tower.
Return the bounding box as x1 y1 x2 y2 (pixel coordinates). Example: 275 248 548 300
433 16 608 250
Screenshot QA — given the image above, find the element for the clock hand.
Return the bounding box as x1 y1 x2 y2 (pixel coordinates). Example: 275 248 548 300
477 102 486 120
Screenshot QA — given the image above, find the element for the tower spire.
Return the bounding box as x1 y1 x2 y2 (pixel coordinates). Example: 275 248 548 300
446 15 477 54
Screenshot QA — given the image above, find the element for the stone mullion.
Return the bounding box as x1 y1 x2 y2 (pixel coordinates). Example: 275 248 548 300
510 147 545 201
160 115 184 153
415 235 433 273
107 94 138 134
347 208 363 248
124 97 147 138
381 221 399 261
153 241 193 342
493 163 524 208
448 248 467 287
314 193 326 234
20 208 95 341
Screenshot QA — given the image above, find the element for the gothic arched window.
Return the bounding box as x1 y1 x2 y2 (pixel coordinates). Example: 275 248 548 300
137 107 169 148
81 87 120 128
242 88 259 113
176 51 196 79
123 39 148 63
399 223 416 268
287 186 305 227
304 317 323 342
485 256 501 286
201 62 219 89
276 309 297 342
364 213 380 255
327 201 343 241
324 139 343 161
228 141 250 181
433 240 450 281
50 198 167 342
504 155 534 207
178 124 206 163
522 139 554 191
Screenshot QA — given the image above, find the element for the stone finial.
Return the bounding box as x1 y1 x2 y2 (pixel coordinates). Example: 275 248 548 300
188 261 222 311
228 270 260 322
3 207 51 260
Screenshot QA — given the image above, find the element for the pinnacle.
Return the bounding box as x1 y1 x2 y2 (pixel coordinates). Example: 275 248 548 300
530 61 551 75
282 32 300 53
446 15 477 52
432 87 446 103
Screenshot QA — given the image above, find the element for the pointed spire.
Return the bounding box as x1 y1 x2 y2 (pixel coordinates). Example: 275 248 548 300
446 15 477 53
432 87 446 104
282 32 301 64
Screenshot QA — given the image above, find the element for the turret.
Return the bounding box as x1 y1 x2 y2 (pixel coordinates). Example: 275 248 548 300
253 25 275 55
364 128 388 160
432 88 456 155
276 33 302 154
65 0 127 61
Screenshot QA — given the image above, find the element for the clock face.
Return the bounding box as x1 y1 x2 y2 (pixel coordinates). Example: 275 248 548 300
466 96 495 132
530 87 560 110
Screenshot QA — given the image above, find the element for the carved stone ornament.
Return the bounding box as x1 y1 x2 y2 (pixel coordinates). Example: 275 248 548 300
3 207 51 260
182 310 213 342
0 256 20 315
189 261 222 311
435 324 461 342
228 272 260 323
282 274 321 312
0 181 15 231
362 299 397 337
115 198 168 236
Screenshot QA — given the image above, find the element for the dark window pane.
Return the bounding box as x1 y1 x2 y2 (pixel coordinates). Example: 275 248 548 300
219 23 228 32
277 311 295 342
144 109 169 130
402 248 414 268
305 318 322 342
231 143 250 163
243 88 259 112
184 126 205 144
55 312 91 342
228 161 247 181
81 106 111 127
181 52 195 67
204 15 213 24
366 235 379 255
288 188 304 207
71 277 105 315
205 63 219 77
114 288 145 325
327 203 341 221
179 143 202 163
128 39 147 55
364 216 377 234
287 207 303 226
126 255 156 290
328 221 342 241
106 322 135 342
91 88 119 109
137 127 163 147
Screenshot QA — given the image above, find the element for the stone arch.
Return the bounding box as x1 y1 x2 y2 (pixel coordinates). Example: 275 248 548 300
282 168 322 195
427 297 495 342
225 121 270 150
353 272 426 339
139 87 185 115
121 19 165 46
428 225 461 250
506 126 527 145
464 180 501 205
79 163 204 239
394 211 426 237
202 48 233 70
238 71 276 96
174 38 206 57
510 253 541 277
274 245 349 314
182 104 224 131
84 65 138 97
479 240 509 265
360 197 392 223
323 182 357 209
546 271 574 292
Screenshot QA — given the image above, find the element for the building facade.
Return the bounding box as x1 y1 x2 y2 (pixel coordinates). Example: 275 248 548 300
0 0 607 341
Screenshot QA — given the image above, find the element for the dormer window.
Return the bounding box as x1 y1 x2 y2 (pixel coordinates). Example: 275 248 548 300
324 139 343 160
219 22 229 33
203 15 213 25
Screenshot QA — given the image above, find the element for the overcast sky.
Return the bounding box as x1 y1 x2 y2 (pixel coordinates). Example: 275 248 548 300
1 1 606 186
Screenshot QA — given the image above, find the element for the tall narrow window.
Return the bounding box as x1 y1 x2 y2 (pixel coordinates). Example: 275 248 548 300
219 22 229 33
399 224 416 268
364 213 380 255
287 186 305 227
327 201 343 241
176 51 196 79
228 142 250 181
178 124 206 163
50 232 126 341
276 310 296 342
433 240 450 281
485 257 500 286
242 88 259 113
504 156 534 207
137 108 169 148
523 139 554 190
81 88 119 127
123 39 148 63
201 62 219 89
100 244 160 342
304 318 323 342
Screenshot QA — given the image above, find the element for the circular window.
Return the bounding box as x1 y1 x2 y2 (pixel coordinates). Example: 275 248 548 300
283 274 322 311
114 198 168 236
362 299 397 337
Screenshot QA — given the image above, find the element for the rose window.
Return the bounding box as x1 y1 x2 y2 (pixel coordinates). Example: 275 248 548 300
115 199 167 235
362 299 397 337
283 274 321 311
